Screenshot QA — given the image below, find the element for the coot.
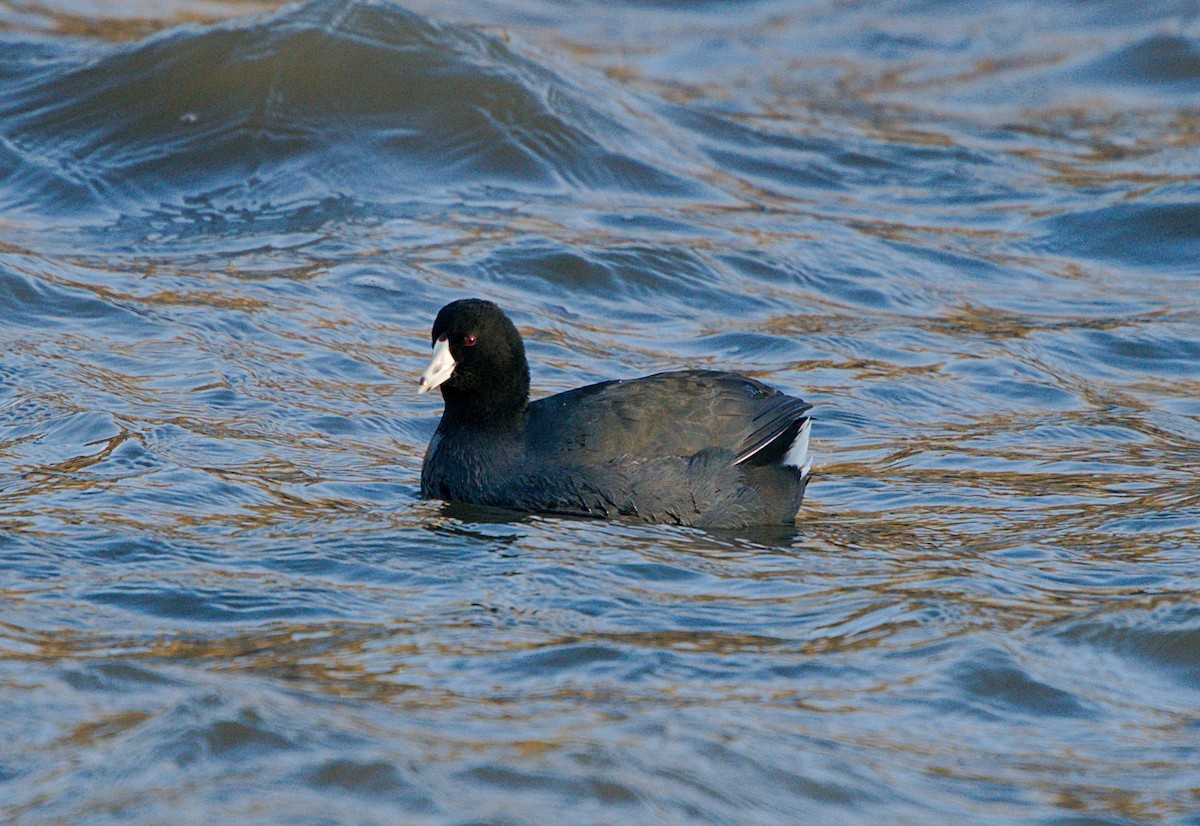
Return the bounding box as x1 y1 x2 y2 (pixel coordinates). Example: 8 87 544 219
418 299 813 528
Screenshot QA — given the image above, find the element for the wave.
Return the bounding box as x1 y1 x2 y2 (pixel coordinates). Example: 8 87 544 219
0 0 699 223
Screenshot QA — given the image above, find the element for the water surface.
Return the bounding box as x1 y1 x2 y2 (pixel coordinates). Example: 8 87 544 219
2 0 1199 822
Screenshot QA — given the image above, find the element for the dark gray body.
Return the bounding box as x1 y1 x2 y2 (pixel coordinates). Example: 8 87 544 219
421 370 811 528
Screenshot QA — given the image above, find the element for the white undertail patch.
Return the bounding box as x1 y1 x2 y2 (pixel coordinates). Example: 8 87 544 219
783 418 813 478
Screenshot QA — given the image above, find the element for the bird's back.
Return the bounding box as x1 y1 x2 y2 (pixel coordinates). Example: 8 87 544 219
515 370 813 527
526 370 811 467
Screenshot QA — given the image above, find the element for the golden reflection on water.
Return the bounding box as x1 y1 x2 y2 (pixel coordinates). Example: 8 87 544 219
0 0 283 41
59 710 153 747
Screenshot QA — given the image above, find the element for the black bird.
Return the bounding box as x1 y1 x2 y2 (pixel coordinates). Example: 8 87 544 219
418 299 813 528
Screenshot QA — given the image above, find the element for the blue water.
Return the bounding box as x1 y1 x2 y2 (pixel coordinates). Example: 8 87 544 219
1 0 1199 822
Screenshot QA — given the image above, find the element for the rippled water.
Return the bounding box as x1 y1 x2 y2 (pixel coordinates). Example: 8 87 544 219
2 0 1199 822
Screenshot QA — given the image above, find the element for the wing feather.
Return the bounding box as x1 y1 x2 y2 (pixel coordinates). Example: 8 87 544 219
526 370 811 466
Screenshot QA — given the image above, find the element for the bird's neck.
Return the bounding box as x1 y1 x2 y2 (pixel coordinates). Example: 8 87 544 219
439 386 527 431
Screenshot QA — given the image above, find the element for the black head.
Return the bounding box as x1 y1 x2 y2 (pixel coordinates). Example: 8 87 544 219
419 299 530 424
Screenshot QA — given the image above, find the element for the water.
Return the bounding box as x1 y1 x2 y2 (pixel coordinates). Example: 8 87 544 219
1 0 1198 822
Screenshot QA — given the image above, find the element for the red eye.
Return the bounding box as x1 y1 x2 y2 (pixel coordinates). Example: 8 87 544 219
437 334 448 343
463 334 477 346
